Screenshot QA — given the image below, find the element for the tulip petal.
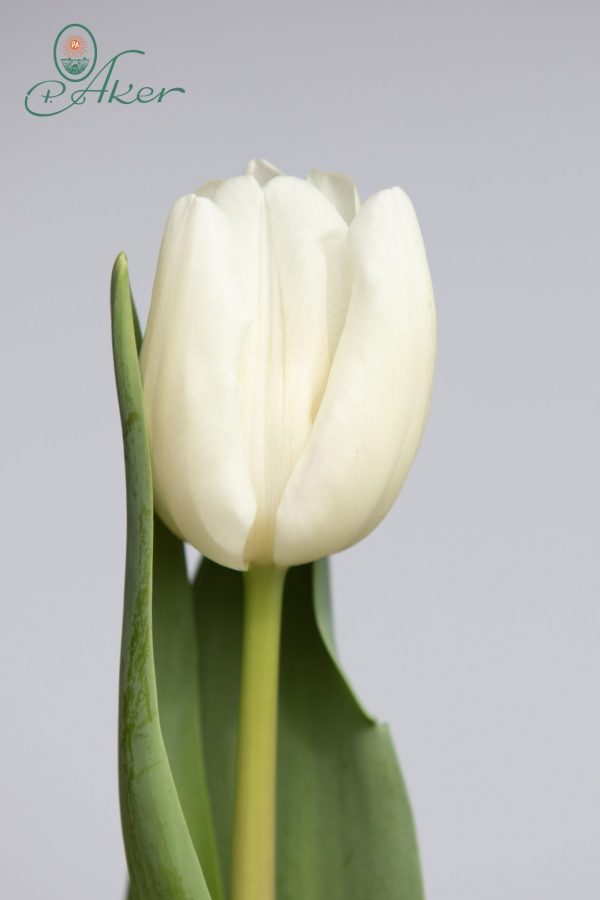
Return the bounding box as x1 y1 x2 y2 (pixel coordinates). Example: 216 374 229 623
140 195 257 570
207 175 351 563
245 157 283 185
261 175 352 483
308 169 361 224
195 179 223 200
274 187 436 566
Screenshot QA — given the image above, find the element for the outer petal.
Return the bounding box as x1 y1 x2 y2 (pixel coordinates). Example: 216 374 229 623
208 175 350 564
140 194 257 570
258 176 351 504
308 169 361 224
274 187 436 567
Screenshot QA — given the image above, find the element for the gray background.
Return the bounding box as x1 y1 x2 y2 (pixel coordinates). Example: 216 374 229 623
2 0 598 897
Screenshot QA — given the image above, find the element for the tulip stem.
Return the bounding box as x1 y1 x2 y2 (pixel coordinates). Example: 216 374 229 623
231 565 287 900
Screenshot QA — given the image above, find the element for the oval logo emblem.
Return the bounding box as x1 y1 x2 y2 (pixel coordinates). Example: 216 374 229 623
53 24 97 82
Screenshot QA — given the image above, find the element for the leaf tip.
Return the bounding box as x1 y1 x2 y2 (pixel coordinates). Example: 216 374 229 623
111 248 129 292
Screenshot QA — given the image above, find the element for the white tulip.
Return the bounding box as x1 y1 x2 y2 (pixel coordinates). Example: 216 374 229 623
140 159 436 571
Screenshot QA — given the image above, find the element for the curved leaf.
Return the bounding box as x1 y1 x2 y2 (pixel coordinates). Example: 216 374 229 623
152 517 224 900
194 560 424 900
278 562 424 899
194 561 244 898
112 253 214 900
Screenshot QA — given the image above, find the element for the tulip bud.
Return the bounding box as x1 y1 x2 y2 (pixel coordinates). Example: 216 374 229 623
140 159 436 571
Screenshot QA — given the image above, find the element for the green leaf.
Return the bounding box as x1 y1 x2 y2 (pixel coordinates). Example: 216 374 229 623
194 560 424 900
194 560 244 898
152 517 225 900
278 562 425 899
112 253 217 900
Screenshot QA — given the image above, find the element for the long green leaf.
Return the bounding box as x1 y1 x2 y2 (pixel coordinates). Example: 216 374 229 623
112 252 213 900
194 560 424 900
278 562 424 899
194 561 244 899
152 517 224 900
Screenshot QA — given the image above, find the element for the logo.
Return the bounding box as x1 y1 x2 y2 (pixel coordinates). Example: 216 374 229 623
25 23 185 117
54 24 97 81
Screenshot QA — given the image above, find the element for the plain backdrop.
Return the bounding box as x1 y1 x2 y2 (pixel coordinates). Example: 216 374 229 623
2 1 599 897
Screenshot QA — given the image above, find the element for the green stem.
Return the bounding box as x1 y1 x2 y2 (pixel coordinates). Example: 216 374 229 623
231 566 287 900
